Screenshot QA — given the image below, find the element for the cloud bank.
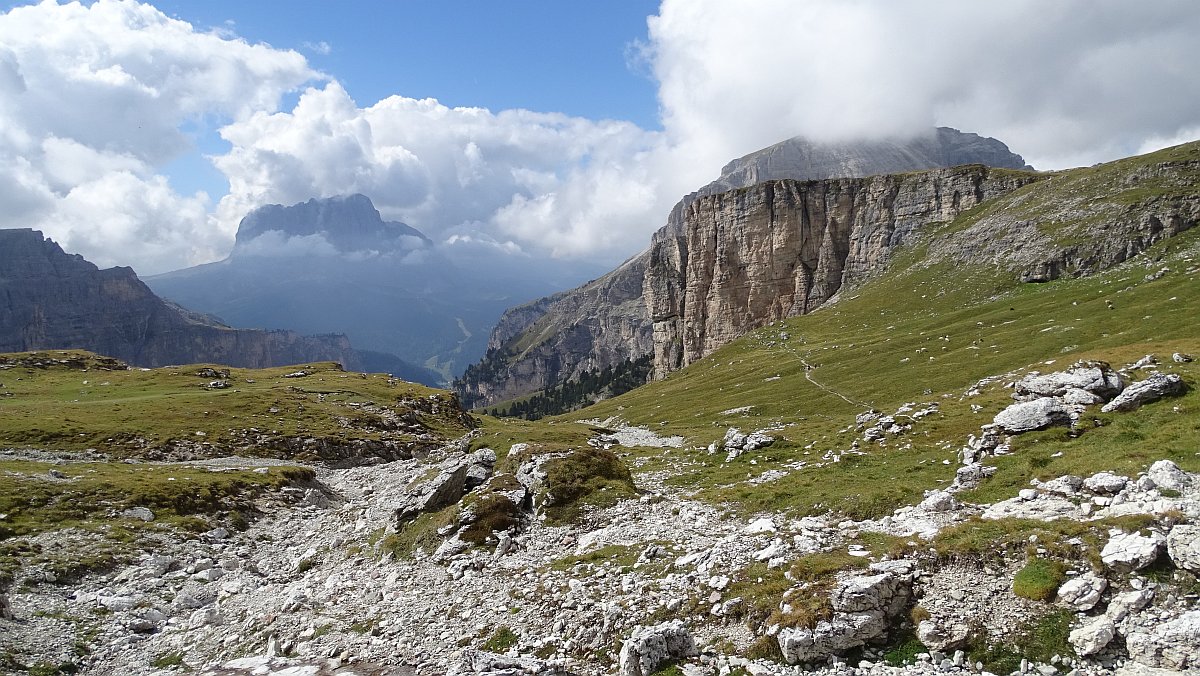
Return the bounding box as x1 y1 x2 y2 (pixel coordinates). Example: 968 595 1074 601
0 0 1198 275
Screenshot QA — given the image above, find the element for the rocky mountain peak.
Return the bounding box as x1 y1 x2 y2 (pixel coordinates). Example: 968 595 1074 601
232 194 431 255
703 127 1031 197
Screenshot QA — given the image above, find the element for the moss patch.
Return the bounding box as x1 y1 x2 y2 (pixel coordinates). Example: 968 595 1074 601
1013 557 1066 602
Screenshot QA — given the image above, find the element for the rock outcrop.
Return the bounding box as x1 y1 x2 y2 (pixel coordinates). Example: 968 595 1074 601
0 229 364 370
646 166 1037 375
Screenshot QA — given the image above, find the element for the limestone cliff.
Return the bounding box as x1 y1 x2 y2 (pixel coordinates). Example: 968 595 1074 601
455 128 1031 409
646 167 1039 376
0 229 361 369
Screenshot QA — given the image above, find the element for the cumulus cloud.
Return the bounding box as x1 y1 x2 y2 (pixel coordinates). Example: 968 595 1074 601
210 83 674 260
646 0 1200 171
0 0 316 273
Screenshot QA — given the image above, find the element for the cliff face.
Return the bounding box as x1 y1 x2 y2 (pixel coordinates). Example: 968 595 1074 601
0 229 359 369
456 254 651 409
456 128 1032 409
645 167 1039 377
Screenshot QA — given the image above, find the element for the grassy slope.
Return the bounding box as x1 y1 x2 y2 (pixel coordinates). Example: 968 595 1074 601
541 144 1200 519
0 353 469 460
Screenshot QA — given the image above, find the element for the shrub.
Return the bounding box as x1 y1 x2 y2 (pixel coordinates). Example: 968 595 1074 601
482 625 519 652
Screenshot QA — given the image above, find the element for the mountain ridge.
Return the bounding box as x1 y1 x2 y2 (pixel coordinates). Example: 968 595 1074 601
0 228 437 378
455 128 1034 410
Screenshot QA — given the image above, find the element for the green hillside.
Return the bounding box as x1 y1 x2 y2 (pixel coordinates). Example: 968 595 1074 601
469 143 1200 520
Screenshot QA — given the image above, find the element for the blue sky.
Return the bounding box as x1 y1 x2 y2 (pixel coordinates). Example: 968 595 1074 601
152 1 662 125
2 0 1198 275
142 1 664 203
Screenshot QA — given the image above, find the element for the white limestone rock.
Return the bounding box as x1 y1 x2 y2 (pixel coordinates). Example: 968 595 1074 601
1069 616 1115 656
1105 588 1153 623
777 571 912 664
618 620 697 676
1125 610 1200 670
1146 459 1191 492
1055 572 1107 611
916 619 970 652
1166 524 1200 573
918 490 959 513
1083 471 1128 495
993 397 1070 433
1015 363 1123 399
1101 372 1187 413
1100 531 1163 572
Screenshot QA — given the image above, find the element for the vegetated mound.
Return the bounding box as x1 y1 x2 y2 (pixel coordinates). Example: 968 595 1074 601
0 350 476 467
460 141 1198 415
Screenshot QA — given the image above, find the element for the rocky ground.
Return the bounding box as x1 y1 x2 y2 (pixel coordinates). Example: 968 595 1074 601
2 361 1199 676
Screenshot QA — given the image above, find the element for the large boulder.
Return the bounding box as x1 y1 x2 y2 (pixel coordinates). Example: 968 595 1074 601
1100 531 1163 572
916 619 970 652
1069 616 1115 657
618 620 697 676
1166 525 1200 573
1126 610 1200 670
1016 363 1124 400
1056 572 1107 611
993 397 1070 434
1083 471 1128 494
1146 459 1191 492
1101 372 1186 413
394 459 470 526
777 570 912 664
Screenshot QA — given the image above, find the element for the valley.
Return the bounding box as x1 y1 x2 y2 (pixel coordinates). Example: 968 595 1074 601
1 142 1198 676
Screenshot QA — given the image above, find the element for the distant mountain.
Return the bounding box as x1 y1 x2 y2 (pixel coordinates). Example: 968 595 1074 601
148 194 604 383
0 228 430 375
454 127 1034 409
234 194 431 253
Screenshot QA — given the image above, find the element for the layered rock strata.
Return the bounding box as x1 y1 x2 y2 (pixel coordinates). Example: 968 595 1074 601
645 167 1037 376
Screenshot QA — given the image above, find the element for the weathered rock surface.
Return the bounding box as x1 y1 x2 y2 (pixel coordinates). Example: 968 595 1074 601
646 167 1038 376
617 620 696 676
1166 524 1200 572
1125 610 1200 670
777 568 912 664
1147 459 1192 492
1056 572 1107 611
1015 362 1124 400
1101 373 1187 413
1101 531 1163 572
458 128 1031 406
1069 616 1116 656
992 397 1071 433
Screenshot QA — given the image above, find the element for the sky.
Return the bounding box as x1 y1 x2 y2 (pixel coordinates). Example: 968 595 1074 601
1 0 1199 275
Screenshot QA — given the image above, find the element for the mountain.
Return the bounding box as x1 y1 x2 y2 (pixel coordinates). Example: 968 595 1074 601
147 194 604 383
0 228 433 375
455 127 1033 409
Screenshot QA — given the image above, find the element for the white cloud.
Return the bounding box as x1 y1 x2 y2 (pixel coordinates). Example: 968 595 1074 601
210 83 675 261
646 0 1200 171
302 40 332 56
0 0 316 274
